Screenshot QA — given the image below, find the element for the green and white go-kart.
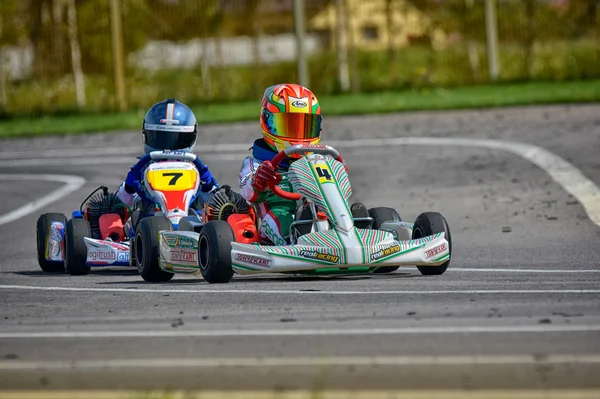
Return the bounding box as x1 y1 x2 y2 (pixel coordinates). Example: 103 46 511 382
158 144 452 283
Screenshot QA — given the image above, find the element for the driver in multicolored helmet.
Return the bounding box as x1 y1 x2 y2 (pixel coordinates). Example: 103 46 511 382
117 99 218 224
238 84 321 245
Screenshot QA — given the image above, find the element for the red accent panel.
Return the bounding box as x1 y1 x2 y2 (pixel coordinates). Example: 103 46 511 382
98 213 125 241
227 214 259 244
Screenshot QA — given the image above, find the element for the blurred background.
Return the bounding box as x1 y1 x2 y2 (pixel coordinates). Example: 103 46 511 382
0 0 598 117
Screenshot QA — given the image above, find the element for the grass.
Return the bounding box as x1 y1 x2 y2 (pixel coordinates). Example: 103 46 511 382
1 79 599 138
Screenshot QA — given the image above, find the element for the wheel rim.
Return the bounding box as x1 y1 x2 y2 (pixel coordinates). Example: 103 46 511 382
199 235 209 270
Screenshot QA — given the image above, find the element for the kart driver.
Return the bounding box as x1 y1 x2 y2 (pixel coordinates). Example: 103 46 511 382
239 84 326 245
117 98 218 225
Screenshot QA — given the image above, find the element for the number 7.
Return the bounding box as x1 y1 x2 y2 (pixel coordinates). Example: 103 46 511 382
162 172 183 185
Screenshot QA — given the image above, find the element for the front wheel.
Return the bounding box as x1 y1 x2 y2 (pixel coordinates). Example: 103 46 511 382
36 213 67 272
368 207 402 274
65 218 92 275
413 212 452 276
198 221 234 284
136 216 174 282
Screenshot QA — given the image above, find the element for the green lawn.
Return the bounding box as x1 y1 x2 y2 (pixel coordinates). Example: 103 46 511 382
1 80 599 138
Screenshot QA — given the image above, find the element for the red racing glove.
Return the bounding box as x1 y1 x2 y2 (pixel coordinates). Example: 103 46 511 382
251 160 281 192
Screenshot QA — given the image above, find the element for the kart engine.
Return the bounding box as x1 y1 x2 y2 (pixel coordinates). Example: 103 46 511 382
85 191 129 239
203 185 249 222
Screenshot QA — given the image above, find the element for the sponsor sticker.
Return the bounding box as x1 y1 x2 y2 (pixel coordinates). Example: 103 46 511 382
159 119 180 125
117 252 129 262
235 253 271 268
291 100 307 108
425 242 447 259
177 236 198 249
171 250 197 263
88 249 116 261
102 241 130 251
370 243 401 261
300 250 339 264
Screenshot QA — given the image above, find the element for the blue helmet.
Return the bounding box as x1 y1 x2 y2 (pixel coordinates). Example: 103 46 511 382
142 99 198 154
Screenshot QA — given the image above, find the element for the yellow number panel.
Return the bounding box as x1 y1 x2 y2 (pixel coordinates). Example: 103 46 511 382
146 169 197 191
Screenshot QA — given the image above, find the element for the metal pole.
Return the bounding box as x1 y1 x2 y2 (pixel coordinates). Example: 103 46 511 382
109 0 127 111
336 0 350 92
67 0 86 108
485 0 499 81
293 0 309 87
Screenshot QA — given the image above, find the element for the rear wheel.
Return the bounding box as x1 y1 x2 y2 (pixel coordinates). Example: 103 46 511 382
36 213 67 272
413 212 452 276
136 216 174 282
65 218 92 275
198 221 234 284
368 207 402 274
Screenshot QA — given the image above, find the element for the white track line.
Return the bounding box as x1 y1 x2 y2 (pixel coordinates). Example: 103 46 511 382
1 354 599 370
0 143 251 159
450 268 600 273
0 324 599 339
0 174 86 226
2 137 599 226
1 284 599 295
0 154 244 168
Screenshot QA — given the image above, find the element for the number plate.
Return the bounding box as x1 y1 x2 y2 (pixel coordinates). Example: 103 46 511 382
146 169 197 191
314 164 334 184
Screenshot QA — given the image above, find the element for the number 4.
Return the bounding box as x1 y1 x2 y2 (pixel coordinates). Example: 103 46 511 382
162 172 183 185
315 166 332 181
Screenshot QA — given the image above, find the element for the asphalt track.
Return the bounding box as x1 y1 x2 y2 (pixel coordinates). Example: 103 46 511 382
0 104 599 396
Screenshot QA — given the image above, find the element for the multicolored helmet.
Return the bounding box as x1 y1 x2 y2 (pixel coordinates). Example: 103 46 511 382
260 84 322 158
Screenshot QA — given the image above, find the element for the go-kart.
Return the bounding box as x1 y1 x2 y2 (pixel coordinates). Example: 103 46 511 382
157 144 452 284
35 150 207 280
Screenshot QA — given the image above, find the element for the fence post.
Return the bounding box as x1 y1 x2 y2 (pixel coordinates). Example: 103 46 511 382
0 15 6 113
67 0 86 109
109 0 127 111
485 0 499 81
293 0 309 87
336 0 350 92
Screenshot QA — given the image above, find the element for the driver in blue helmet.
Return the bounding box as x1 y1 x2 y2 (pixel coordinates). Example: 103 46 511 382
117 99 218 221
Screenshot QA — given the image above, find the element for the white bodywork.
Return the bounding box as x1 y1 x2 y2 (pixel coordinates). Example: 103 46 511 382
157 145 451 275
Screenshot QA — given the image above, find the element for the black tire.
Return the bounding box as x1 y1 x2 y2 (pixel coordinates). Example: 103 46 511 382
36 213 67 272
351 202 370 229
198 221 234 284
65 218 92 276
368 207 402 274
412 212 452 276
136 216 174 282
368 207 401 229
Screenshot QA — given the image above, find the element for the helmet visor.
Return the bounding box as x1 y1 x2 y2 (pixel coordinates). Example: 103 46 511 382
144 128 197 151
266 113 322 140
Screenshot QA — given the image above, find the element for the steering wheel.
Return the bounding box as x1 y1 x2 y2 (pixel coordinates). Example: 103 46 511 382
267 144 345 201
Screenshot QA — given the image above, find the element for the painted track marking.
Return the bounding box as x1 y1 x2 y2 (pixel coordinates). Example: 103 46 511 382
2 136 599 227
1 354 599 369
1 324 599 339
0 174 86 226
451 268 600 273
1 284 599 295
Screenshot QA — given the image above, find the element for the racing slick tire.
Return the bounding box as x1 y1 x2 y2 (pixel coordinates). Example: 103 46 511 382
198 220 234 284
413 212 452 276
64 218 92 276
36 213 67 272
368 207 402 274
135 216 174 283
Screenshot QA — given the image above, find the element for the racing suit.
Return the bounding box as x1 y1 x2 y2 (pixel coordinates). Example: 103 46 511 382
117 153 218 226
239 139 297 245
